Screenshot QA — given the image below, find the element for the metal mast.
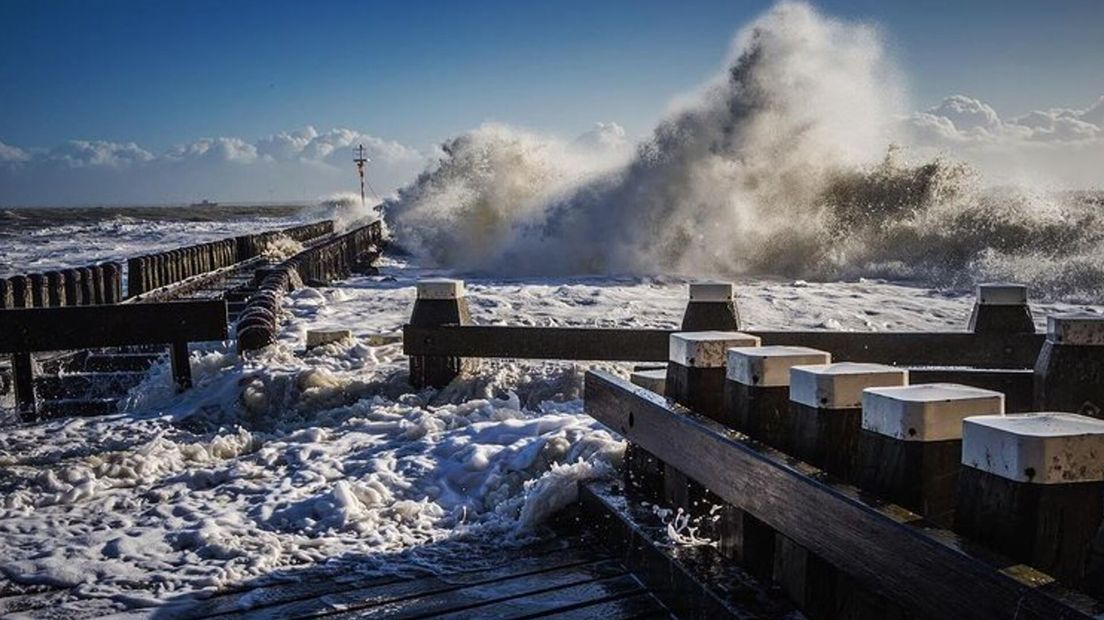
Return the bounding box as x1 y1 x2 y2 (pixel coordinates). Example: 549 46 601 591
353 144 369 208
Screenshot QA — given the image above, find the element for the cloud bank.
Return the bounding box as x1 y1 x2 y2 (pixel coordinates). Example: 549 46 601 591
0 127 424 206
904 95 1104 188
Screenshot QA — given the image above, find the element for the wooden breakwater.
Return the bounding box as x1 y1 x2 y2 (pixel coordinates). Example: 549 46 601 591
236 219 384 352
0 218 362 420
400 279 1104 618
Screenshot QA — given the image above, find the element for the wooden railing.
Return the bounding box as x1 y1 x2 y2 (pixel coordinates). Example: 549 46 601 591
583 370 1099 619
0 300 228 420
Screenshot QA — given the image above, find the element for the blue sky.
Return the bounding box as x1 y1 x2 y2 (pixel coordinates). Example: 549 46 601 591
1 0 1102 204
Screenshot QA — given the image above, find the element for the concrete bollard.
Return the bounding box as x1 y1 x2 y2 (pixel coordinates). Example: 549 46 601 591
28 273 47 307
681 281 740 331
408 279 471 389
968 283 1034 333
89 264 105 305
63 269 82 306
0 277 11 309
724 346 831 453
666 331 761 421
857 383 1004 528
102 263 121 303
306 329 353 349
1034 315 1104 418
956 413 1104 594
789 363 908 481
78 267 94 305
10 275 30 307
45 271 65 306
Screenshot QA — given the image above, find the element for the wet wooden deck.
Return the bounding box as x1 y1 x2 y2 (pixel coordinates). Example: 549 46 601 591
0 534 672 620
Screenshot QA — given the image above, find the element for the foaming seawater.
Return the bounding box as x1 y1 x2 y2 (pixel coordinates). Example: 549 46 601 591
384 1 1104 302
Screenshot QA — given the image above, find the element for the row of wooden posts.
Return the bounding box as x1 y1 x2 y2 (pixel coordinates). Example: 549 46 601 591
127 220 337 297
236 220 384 352
400 279 1104 615
0 263 123 310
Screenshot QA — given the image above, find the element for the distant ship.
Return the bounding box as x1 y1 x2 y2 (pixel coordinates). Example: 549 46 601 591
190 199 219 207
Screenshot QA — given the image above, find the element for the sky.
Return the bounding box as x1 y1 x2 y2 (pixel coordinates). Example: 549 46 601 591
1 0 1102 205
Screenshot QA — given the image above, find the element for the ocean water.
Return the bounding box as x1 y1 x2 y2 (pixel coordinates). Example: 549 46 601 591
0 205 306 278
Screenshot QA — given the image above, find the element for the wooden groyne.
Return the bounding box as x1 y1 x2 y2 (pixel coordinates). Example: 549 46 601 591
0 218 370 421
400 279 1104 617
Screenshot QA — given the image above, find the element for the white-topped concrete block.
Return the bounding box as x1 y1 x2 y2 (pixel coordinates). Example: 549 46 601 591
790 362 908 410
1046 315 1104 346
416 278 465 300
962 413 1104 484
726 346 831 387
688 281 734 303
630 368 667 395
306 329 353 349
669 331 760 368
976 283 1028 306
862 383 1005 442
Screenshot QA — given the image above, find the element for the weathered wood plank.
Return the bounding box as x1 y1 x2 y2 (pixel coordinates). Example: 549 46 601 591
583 370 1101 619
408 573 644 620
0 301 227 353
403 326 1042 368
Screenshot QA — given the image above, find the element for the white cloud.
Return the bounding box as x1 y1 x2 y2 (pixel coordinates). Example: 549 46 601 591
46 140 155 168
0 127 427 205
164 137 259 164
903 94 1104 188
0 140 31 163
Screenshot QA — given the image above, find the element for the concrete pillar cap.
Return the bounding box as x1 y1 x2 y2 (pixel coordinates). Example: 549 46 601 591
1046 315 1104 345
962 412 1104 484
976 283 1028 306
726 345 831 387
630 368 667 395
688 281 734 303
669 331 760 368
862 383 1005 442
789 362 908 410
417 278 465 300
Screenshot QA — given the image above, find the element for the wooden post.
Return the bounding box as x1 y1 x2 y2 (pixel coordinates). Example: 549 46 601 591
724 345 831 452
1034 315 1104 418
63 269 82 306
28 273 47 307
10 275 30 307
664 330 760 562
789 362 908 482
666 331 760 422
968 283 1034 333
45 271 65 306
170 341 192 390
783 363 907 619
12 352 36 421
956 412 1104 595
90 264 106 305
722 346 830 588
408 279 471 389
102 263 121 304
856 383 1004 528
128 256 147 297
0 277 11 309
681 281 740 331
78 267 93 305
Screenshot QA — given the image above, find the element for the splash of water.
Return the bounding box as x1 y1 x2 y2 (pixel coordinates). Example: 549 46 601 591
386 1 1104 301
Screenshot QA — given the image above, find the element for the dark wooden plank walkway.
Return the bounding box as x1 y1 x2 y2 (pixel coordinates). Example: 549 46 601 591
0 534 672 620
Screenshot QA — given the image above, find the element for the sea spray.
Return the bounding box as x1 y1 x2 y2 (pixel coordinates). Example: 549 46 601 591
385 1 1104 301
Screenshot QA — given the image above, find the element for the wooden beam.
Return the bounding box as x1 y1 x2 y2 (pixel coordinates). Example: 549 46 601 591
0 300 227 353
403 325 1042 368
583 370 1099 619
